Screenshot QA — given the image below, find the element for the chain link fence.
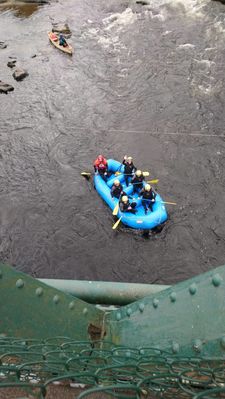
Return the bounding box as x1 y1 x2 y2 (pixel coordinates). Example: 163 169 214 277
0 336 225 398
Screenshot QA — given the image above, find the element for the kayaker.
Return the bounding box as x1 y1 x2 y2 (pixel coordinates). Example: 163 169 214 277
122 155 137 186
93 155 108 181
131 170 145 194
111 179 126 199
119 195 137 214
59 33 68 47
139 184 156 214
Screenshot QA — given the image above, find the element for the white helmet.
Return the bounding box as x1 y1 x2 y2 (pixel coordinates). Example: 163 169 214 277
136 170 142 177
127 156 133 161
122 195 128 203
114 179 120 186
145 184 151 191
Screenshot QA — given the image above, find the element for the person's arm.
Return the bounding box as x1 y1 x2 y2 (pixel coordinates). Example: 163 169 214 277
152 191 156 201
122 155 127 165
119 202 124 212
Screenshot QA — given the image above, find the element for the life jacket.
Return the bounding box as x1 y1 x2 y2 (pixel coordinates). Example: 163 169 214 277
123 161 136 175
94 157 107 170
142 189 155 200
132 175 144 185
119 201 131 212
111 184 123 197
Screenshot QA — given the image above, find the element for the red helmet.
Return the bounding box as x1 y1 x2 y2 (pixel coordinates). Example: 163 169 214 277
98 155 104 162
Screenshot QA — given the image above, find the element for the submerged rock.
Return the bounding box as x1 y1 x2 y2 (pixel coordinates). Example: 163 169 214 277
12 68 29 81
0 41 7 49
0 81 14 94
52 23 71 35
7 60 17 68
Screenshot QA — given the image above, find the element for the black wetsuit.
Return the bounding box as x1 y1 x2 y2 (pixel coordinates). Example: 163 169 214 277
140 188 156 212
111 184 126 199
119 199 137 214
122 160 136 186
131 175 145 194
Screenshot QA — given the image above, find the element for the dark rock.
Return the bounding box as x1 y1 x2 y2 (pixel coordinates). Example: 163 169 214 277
52 22 71 35
16 0 49 3
12 68 29 81
31 54 37 58
7 60 17 68
136 0 150 4
9 56 17 59
0 41 7 49
0 81 14 94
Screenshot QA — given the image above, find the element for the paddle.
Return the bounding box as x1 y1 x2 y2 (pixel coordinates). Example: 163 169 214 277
137 198 177 205
115 171 150 177
133 179 159 185
147 179 158 184
81 172 91 179
112 202 119 216
112 217 122 230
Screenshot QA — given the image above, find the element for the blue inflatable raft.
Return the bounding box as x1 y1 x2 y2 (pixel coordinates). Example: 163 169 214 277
94 159 168 230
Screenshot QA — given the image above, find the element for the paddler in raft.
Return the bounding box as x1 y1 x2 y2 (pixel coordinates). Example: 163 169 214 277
131 170 145 194
111 179 126 200
122 155 137 187
93 155 108 181
119 195 137 214
59 33 68 47
139 184 156 214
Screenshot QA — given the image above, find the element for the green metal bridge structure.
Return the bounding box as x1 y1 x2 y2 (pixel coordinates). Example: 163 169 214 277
1 262 225 398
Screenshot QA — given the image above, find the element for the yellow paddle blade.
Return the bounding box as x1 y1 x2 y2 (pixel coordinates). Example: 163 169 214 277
162 201 177 205
112 217 122 230
142 171 150 177
112 203 119 216
81 172 91 177
147 179 159 184
115 171 121 176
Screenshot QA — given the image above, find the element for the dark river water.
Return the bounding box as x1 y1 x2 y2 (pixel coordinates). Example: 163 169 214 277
0 0 225 287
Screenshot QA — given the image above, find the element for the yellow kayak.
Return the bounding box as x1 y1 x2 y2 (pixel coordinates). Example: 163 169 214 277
48 32 73 55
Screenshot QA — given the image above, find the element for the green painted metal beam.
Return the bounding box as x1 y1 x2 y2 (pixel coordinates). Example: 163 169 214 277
106 264 225 357
39 278 170 305
3 262 225 359
0 263 104 340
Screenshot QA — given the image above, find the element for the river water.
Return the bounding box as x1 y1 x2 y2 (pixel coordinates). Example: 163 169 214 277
0 0 225 287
